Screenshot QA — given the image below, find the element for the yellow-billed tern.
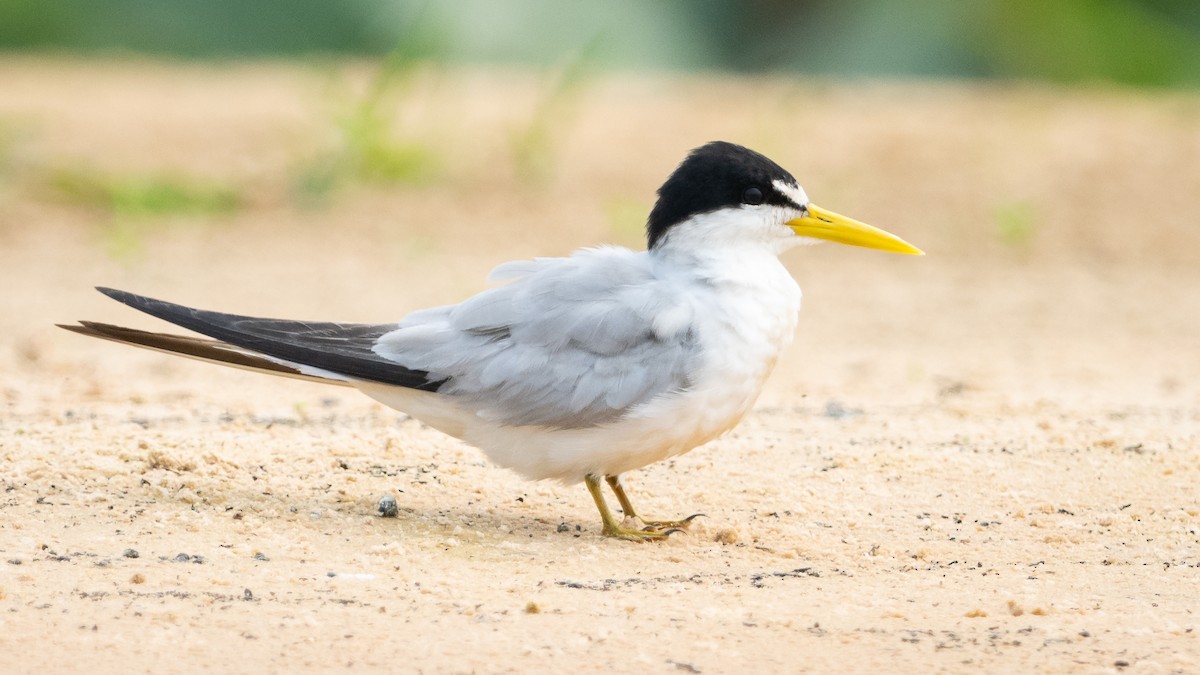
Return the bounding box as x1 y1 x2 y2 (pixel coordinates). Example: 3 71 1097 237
62 141 922 541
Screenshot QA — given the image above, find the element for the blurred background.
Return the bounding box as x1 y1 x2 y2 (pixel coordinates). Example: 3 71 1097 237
0 0 1198 413
3 0 1200 86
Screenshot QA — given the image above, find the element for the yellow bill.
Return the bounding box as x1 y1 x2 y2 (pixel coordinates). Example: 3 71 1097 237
787 204 923 255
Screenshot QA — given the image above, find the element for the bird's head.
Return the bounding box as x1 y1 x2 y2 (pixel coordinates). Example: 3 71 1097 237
646 141 922 256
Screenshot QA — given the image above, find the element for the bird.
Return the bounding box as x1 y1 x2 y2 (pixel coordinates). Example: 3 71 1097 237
60 141 922 541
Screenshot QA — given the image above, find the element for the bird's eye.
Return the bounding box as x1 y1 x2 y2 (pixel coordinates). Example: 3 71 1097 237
742 187 764 205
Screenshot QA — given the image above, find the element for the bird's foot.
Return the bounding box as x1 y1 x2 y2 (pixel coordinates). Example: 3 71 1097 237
634 513 705 533
603 520 683 542
587 474 695 542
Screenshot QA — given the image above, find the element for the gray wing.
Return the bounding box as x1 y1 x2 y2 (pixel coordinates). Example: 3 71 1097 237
374 247 702 428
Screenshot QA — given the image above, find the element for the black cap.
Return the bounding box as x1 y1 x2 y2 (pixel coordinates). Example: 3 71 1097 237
646 141 801 249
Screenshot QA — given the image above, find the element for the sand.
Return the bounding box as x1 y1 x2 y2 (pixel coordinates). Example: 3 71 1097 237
1 59 1198 673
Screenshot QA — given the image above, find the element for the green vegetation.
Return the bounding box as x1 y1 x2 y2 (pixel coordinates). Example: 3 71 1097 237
49 168 241 218
604 196 651 247
1 1 1197 87
293 92 439 202
47 167 243 260
994 201 1038 250
979 0 1200 86
0 120 34 206
293 17 444 203
510 40 599 184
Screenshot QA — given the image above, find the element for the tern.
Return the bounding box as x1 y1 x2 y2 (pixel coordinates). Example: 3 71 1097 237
61 141 922 540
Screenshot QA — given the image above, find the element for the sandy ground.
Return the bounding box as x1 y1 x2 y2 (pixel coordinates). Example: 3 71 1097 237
1 60 1198 673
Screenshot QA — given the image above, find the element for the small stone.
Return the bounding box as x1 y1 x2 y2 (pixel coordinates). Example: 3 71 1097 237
524 601 541 614
377 494 399 518
174 553 191 563
254 552 269 561
123 549 139 559
556 522 571 533
130 573 145 584
243 588 254 601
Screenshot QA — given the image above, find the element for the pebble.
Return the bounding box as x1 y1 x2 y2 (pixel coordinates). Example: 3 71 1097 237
377 494 399 518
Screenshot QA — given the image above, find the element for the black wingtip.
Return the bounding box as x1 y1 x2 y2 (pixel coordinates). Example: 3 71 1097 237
76 287 442 392
96 286 133 303
95 287 174 315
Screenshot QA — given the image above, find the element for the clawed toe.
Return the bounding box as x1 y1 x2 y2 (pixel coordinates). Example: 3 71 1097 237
604 523 681 542
639 513 705 532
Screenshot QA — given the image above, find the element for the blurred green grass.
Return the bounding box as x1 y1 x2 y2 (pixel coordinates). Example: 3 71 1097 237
994 201 1037 251
510 38 600 184
291 11 444 203
47 167 242 260
50 168 242 218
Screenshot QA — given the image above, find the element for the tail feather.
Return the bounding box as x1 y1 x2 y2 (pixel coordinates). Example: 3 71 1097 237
58 321 352 387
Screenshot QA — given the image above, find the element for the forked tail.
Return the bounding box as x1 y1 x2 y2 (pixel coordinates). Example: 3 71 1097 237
58 321 353 386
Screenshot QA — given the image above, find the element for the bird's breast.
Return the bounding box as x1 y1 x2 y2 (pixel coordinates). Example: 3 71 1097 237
643 266 802 452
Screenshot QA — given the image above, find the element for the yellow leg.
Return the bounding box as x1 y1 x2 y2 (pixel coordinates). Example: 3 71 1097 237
605 474 641 519
605 474 703 532
585 474 676 541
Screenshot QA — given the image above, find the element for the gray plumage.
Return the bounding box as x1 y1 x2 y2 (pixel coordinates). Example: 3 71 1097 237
374 246 702 428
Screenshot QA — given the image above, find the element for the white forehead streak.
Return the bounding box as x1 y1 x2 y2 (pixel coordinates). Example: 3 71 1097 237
773 179 809 208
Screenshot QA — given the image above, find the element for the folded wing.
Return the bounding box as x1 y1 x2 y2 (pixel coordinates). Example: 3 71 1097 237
374 247 702 428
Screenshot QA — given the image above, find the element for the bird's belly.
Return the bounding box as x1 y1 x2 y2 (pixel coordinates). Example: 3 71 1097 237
359 367 773 483
455 386 758 482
